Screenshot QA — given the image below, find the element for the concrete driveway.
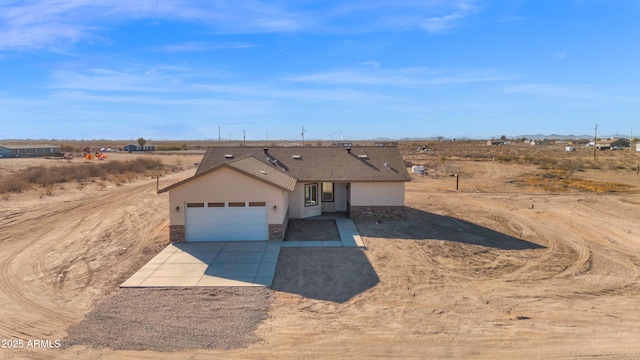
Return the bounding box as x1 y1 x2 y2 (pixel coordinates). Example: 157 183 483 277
122 217 363 288
122 241 281 287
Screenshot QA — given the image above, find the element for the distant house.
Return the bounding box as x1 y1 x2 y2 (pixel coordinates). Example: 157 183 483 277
333 142 353 147
123 144 155 152
158 146 410 242
0 144 60 158
596 138 629 150
487 140 506 146
375 142 399 147
636 143 640 152
565 146 576 152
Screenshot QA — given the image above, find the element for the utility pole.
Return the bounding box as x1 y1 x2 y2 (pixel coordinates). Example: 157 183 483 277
301 126 306 146
243 130 246 146
593 124 598 160
218 126 221 142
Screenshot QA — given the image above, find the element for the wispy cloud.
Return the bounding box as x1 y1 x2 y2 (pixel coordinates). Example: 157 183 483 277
0 0 304 51
0 0 485 52
45 65 397 105
422 1 481 33
155 41 256 52
286 67 510 87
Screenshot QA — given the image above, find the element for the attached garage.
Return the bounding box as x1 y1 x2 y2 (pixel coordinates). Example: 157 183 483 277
159 146 410 242
185 202 268 241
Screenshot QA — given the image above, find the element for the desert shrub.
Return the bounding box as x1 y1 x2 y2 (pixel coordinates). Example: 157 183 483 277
0 158 166 194
157 144 189 151
496 154 518 162
0 177 25 193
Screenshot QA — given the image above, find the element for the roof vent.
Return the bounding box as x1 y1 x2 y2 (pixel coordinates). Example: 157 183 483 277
346 147 351 154
263 147 269 154
224 154 234 159
292 155 302 159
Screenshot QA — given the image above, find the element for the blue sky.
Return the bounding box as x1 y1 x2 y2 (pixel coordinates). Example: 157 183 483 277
1 0 638 141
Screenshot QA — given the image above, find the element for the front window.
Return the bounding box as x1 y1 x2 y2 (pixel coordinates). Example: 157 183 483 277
305 183 318 206
322 183 334 202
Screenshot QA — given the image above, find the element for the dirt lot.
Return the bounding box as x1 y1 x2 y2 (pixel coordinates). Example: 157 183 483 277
0 144 639 359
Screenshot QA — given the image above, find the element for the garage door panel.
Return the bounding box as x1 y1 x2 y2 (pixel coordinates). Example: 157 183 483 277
186 205 267 241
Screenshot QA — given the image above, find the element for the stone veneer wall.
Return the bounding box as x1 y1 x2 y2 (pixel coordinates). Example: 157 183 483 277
268 209 289 241
169 225 186 242
350 206 407 220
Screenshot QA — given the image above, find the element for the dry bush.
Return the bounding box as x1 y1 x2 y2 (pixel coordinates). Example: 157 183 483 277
0 157 166 194
519 170 633 193
0 177 25 193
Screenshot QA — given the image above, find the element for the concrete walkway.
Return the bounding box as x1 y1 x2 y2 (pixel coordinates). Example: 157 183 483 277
121 216 363 288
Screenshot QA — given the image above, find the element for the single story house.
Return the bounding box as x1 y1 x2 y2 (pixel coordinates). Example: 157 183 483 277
636 143 640 152
123 144 155 151
596 138 630 150
0 144 60 158
158 146 410 242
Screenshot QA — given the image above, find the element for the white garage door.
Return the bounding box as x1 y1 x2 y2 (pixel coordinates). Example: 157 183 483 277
185 202 268 241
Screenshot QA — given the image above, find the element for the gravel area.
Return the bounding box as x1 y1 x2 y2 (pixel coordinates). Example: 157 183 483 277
284 219 340 241
64 287 273 351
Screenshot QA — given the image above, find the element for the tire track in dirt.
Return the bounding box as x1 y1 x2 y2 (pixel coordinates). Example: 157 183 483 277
0 171 192 340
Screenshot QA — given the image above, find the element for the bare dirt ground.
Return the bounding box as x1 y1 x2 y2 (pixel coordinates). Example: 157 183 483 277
0 145 639 359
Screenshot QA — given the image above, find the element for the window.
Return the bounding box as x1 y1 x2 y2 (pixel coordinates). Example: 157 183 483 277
207 202 225 207
305 183 318 206
186 203 205 208
322 183 334 202
249 202 266 207
228 202 246 207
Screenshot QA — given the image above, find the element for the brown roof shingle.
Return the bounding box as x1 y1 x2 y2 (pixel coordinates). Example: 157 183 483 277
226 156 297 191
196 146 410 182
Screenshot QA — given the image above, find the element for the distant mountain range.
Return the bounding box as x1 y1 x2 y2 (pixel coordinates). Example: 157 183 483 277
382 134 627 141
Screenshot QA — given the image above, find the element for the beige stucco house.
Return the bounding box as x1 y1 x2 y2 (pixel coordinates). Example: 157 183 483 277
158 146 410 242
596 138 630 150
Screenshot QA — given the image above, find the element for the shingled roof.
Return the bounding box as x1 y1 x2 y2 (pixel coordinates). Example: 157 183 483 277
196 146 410 182
158 155 298 193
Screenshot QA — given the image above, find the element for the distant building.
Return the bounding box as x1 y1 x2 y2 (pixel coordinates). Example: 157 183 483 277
124 144 156 152
0 144 60 158
333 142 353 147
596 138 630 150
375 142 399 147
636 143 640 152
565 146 576 152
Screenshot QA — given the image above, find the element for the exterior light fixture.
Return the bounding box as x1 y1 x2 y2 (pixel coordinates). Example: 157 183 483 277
175 206 180 212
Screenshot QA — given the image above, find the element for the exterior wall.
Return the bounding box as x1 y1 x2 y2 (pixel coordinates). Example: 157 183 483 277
170 225 186 242
168 167 288 227
0 146 59 158
636 144 640 152
268 207 289 241
289 182 322 219
350 182 405 206
0 147 14 157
